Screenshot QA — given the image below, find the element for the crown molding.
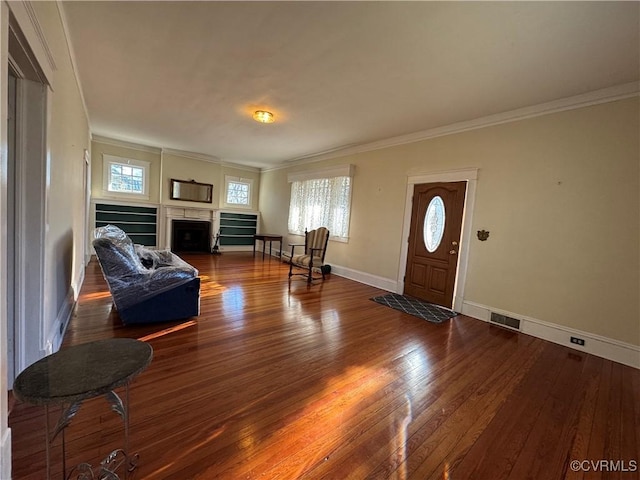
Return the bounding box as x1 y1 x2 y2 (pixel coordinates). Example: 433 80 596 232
23 1 56 72
56 2 90 125
91 134 162 154
7 1 56 88
287 164 355 183
162 148 261 172
219 161 261 173
161 148 221 164
91 137 260 172
278 82 640 169
92 81 639 174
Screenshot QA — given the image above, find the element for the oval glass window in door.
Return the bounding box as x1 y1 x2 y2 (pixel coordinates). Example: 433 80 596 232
423 195 446 252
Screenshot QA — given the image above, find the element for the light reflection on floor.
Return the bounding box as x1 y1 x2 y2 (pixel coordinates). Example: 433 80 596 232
198 274 227 299
143 424 227 478
79 290 113 301
233 363 398 479
137 320 197 342
142 262 424 477
404 343 432 393
221 285 246 317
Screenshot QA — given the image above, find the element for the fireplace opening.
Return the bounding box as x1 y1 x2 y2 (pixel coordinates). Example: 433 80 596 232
172 220 211 253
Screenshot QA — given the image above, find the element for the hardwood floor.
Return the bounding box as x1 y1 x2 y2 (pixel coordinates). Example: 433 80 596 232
9 253 640 479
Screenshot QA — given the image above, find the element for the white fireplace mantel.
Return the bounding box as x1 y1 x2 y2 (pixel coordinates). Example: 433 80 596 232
163 206 218 250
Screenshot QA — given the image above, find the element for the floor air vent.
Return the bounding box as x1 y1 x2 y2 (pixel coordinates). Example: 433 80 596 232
490 312 521 331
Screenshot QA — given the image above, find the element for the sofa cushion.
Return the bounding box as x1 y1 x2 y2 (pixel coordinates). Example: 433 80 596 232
93 237 143 278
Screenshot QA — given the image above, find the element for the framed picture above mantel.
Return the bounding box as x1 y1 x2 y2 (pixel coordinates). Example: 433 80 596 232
169 179 213 203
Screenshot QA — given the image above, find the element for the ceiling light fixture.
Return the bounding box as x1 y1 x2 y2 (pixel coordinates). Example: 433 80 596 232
253 110 274 123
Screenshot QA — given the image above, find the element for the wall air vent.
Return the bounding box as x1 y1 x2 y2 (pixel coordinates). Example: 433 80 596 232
490 312 521 331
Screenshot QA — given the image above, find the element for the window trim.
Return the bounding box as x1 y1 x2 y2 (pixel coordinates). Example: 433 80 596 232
287 164 355 183
102 154 150 200
223 175 253 208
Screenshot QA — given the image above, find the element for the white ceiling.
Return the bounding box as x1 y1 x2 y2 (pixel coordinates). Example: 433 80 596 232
60 1 639 169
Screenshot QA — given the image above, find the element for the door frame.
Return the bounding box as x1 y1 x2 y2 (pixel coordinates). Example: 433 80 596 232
397 168 478 312
6 10 50 381
13 76 47 375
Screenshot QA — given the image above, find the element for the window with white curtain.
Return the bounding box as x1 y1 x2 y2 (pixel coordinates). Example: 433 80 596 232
287 165 354 241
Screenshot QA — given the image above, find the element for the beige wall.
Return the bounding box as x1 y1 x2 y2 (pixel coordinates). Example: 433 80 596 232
1 2 91 474
162 152 221 207
32 0 91 345
91 141 162 205
91 143 261 212
259 98 640 346
220 165 260 213
161 153 260 211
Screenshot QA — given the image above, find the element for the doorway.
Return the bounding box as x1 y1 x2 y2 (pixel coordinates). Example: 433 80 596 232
6 17 49 382
6 69 16 383
404 182 466 307
398 169 478 312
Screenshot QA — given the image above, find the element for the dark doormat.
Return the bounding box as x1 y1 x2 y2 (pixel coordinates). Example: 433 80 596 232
370 293 458 324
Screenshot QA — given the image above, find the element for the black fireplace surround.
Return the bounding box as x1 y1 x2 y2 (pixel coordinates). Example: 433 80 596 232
172 220 211 253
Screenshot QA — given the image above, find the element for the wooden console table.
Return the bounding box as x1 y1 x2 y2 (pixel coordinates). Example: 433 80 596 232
253 234 283 260
12 338 153 480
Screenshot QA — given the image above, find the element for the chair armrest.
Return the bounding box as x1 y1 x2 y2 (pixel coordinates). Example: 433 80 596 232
289 243 305 257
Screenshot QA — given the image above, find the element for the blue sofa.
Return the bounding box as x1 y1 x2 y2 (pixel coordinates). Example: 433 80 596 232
93 225 200 325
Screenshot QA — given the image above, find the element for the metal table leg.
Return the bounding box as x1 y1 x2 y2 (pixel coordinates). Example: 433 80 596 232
42 383 138 480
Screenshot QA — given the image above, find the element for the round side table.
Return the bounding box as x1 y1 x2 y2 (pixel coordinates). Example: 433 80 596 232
13 338 153 480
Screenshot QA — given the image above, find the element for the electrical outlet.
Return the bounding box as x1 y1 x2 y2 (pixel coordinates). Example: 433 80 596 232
570 336 585 346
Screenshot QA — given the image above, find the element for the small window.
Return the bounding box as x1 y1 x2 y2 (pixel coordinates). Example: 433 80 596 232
109 163 143 193
224 176 252 207
424 195 446 252
103 154 150 199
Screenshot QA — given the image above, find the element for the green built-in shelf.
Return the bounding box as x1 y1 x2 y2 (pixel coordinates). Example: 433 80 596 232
219 211 257 247
95 203 157 247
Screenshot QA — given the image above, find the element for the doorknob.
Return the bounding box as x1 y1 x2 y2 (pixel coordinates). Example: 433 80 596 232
449 250 457 255
452 241 458 246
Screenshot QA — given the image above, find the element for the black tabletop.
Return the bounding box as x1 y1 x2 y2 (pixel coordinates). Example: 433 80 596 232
13 338 153 406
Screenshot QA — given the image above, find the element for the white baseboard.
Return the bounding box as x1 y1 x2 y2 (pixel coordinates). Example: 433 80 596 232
0 427 11 480
74 267 85 301
462 301 640 369
219 245 254 253
44 288 76 355
330 264 398 292
245 255 639 369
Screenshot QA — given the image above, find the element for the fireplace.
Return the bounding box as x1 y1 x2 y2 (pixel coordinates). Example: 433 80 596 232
171 220 211 253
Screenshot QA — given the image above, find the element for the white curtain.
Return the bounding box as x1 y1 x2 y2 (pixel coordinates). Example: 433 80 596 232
288 176 351 239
